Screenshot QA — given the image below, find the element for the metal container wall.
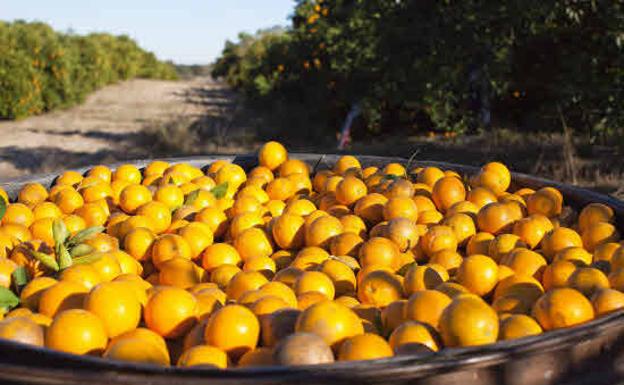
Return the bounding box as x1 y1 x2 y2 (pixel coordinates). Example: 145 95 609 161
0 154 622 385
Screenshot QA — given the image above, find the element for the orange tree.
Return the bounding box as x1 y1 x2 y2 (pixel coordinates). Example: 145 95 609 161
212 1 623 140
0 21 177 120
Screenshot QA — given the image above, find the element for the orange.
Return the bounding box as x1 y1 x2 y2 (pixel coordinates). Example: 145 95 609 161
333 155 361 175
527 187 563 217
541 227 583 260
466 232 495 256
201 243 241 272
295 301 364 350
335 176 367 206
234 227 274 262
119 184 152 214
320 259 356 296
500 248 547 280
136 201 172 234
84 233 119 253
593 242 621 262
123 227 155 261
159 257 203 288
294 271 336 300
389 320 440 352
258 141 288 171
578 203 615 233
609 269 624 291
75 202 108 227
358 237 400 270
243 256 276 279
419 225 457 257
542 259 579 291
19 276 57 311
283 198 316 217
143 160 170 177
412 195 437 213
59 264 102 290
339 214 367 238
2 203 34 227
178 222 214 259
278 159 309 178
0 258 17 288
39 281 88 317
229 212 263 239
113 164 142 184
357 270 403 307
554 247 592 266
177 345 229 368
467 187 498 209
51 188 84 215
204 304 260 360
18 183 48 207
104 335 170 366
429 249 463 275
226 270 269 301
258 281 298 308
404 290 452 329
210 264 242 289
431 176 466 212
266 178 294 201
55 170 84 186
154 185 184 210
330 232 364 257
383 218 417 253
195 207 228 238
474 169 508 195
305 215 343 249
439 294 498 346
354 193 388 225
442 213 476 246
592 288 624 316
488 234 526 262
417 167 445 187
499 314 543 340
567 267 609 297
383 197 418 222
46 309 107 355
84 281 141 338
456 255 498 296
151 234 192 268
380 299 406 335
532 288 594 330
89 252 122 281
512 214 552 249
272 214 305 250
63 215 86 236
248 166 275 184
80 181 113 203
403 264 449 295
144 286 197 338
0 316 45 346
338 333 393 361
581 222 620 252
477 202 515 235
312 170 334 193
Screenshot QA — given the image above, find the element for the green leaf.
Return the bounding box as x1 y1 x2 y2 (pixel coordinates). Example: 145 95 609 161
11 266 28 289
0 196 7 222
52 219 70 248
69 243 94 258
67 226 105 247
57 244 73 270
72 253 103 266
184 189 200 206
31 251 60 272
210 182 229 199
0 287 19 310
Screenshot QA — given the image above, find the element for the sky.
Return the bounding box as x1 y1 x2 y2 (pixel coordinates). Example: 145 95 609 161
0 0 294 64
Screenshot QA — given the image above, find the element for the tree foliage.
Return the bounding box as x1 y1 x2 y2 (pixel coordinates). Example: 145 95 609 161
212 0 624 139
0 20 178 120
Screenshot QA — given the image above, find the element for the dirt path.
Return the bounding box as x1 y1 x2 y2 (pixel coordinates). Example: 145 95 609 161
0 76 245 180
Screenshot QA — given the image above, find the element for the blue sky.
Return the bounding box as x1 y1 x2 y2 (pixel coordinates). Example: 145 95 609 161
1 0 294 64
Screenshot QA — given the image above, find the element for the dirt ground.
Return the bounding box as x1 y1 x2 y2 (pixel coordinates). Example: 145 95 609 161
0 77 621 198
0 76 246 180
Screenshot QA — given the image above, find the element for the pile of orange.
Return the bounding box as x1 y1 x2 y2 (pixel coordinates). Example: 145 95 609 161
0 141 621 368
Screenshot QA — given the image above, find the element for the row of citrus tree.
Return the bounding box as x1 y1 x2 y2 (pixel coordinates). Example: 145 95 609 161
212 0 623 141
0 20 178 120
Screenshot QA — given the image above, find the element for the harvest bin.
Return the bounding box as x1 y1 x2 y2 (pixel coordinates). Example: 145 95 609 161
0 154 623 385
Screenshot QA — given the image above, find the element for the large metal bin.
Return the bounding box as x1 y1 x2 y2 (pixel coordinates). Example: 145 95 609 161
0 153 622 385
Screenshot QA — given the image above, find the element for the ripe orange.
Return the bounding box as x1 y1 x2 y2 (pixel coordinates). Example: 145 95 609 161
541 227 583 260
404 290 452 329
46 309 107 355
526 187 563 218
581 222 619 252
204 304 260 360
403 264 449 294
338 333 393 361
499 314 543 340
305 215 343 249
456 255 498 296
431 176 466 212
295 301 364 350
439 294 498 346
383 197 419 222
419 225 458 257
144 286 197 338
389 321 440 352
578 203 615 233
357 270 403 307
532 288 594 330
477 202 515 235
150 234 192 268
358 237 400 270
84 281 141 338
258 141 288 171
